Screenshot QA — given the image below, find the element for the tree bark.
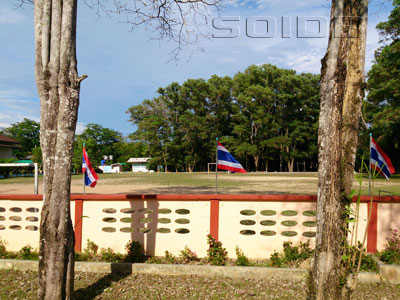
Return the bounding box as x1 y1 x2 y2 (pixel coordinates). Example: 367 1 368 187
310 1 368 299
34 0 83 299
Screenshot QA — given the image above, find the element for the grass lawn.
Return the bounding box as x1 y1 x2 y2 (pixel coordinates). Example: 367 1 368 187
0 172 399 195
1 269 400 300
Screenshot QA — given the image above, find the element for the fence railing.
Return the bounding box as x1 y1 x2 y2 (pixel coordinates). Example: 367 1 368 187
1 194 400 258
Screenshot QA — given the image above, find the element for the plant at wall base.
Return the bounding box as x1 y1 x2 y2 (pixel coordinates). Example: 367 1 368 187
235 246 251 266
100 248 123 263
19 245 39 260
164 251 176 264
124 240 146 263
378 229 400 264
206 234 228 266
340 159 382 295
180 246 200 263
0 239 7 258
269 241 314 268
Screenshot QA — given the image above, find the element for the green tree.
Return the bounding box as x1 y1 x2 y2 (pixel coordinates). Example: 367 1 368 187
0 118 40 158
366 0 400 170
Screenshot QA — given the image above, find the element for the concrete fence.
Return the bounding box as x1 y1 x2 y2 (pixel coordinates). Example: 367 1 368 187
1 194 400 258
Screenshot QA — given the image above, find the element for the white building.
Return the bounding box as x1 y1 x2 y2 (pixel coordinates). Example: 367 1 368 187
127 157 151 172
99 163 124 173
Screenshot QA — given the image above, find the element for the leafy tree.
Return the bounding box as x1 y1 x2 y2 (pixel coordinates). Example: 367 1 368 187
0 118 40 158
311 0 369 298
366 0 400 170
27 0 222 298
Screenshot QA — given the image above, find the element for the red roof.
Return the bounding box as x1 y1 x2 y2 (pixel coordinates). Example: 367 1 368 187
0 134 20 144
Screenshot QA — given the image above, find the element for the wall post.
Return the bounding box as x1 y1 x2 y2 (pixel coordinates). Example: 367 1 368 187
74 199 84 252
367 202 378 253
210 199 220 241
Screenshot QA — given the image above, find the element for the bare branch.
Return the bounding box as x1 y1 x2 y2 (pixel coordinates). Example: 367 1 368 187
85 0 223 62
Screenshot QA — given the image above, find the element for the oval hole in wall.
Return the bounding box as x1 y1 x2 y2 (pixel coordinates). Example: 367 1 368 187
303 210 316 217
303 221 317 227
120 208 135 214
102 208 116 214
159 208 171 214
281 221 297 227
9 216 21 221
260 210 276 216
158 218 171 224
10 207 22 213
102 217 116 223
240 220 256 226
175 228 190 234
26 216 39 222
175 209 190 215
240 210 256 216
10 225 22 230
120 217 134 223
260 220 276 226
281 231 297 237
260 230 276 236
26 207 39 213
281 210 298 216
175 218 190 224
26 226 38 231
157 228 171 233
139 208 153 214
240 230 255 235
120 227 134 233
102 227 116 233
139 227 152 233
303 231 316 238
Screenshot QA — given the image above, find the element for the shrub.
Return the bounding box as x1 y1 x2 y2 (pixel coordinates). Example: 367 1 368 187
180 246 199 263
124 240 146 263
206 234 228 266
0 239 7 258
379 229 400 264
19 245 38 260
235 246 250 266
269 241 314 267
100 248 123 262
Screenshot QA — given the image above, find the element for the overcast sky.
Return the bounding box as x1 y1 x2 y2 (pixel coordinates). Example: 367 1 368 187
0 0 393 136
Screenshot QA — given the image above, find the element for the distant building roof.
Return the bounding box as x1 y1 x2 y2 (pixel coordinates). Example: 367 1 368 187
0 134 21 148
127 158 151 163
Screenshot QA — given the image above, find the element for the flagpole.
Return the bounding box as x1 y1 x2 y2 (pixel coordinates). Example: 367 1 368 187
215 137 218 194
368 133 372 196
83 143 86 195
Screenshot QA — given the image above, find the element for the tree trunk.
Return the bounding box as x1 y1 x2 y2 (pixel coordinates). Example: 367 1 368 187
310 1 368 299
34 1 84 299
288 158 294 173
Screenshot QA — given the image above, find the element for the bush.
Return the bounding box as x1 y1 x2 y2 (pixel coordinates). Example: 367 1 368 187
100 248 123 263
180 246 199 263
19 245 38 260
379 229 400 264
207 234 228 266
235 246 250 266
0 239 7 258
124 240 146 263
269 241 314 267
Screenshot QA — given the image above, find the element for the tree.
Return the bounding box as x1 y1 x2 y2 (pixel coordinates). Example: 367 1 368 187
0 118 40 158
365 0 400 170
30 0 222 299
311 0 368 299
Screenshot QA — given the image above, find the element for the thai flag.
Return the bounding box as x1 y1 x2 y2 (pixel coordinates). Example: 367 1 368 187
82 146 98 187
371 137 395 180
217 142 246 173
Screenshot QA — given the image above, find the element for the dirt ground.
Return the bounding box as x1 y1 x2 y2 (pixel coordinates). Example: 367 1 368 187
0 172 397 195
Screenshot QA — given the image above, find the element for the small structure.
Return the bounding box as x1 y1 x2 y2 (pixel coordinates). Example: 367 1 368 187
99 163 124 173
0 134 21 158
127 157 151 173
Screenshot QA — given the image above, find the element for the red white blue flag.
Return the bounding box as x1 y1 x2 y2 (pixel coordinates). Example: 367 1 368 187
82 146 98 187
371 137 395 180
217 142 246 173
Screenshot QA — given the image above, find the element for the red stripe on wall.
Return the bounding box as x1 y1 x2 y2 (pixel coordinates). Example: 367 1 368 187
367 202 378 253
210 199 220 241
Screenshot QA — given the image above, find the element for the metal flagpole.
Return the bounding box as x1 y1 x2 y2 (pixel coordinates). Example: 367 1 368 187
215 137 218 194
83 143 86 195
368 133 372 196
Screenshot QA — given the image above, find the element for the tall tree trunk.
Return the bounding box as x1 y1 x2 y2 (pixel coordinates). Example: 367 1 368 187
310 1 368 299
34 0 85 299
288 158 294 173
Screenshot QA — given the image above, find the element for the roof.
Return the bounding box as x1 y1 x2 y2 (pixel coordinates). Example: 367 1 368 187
0 134 20 144
127 158 151 163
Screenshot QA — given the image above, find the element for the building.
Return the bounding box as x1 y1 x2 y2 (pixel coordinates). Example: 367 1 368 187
98 163 125 173
0 134 21 158
127 157 151 172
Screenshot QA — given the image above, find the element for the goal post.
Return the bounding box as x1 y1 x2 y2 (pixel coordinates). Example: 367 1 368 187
0 163 39 194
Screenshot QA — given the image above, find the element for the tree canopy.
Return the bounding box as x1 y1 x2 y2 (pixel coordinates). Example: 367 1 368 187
0 118 40 159
365 0 400 169
127 64 320 172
